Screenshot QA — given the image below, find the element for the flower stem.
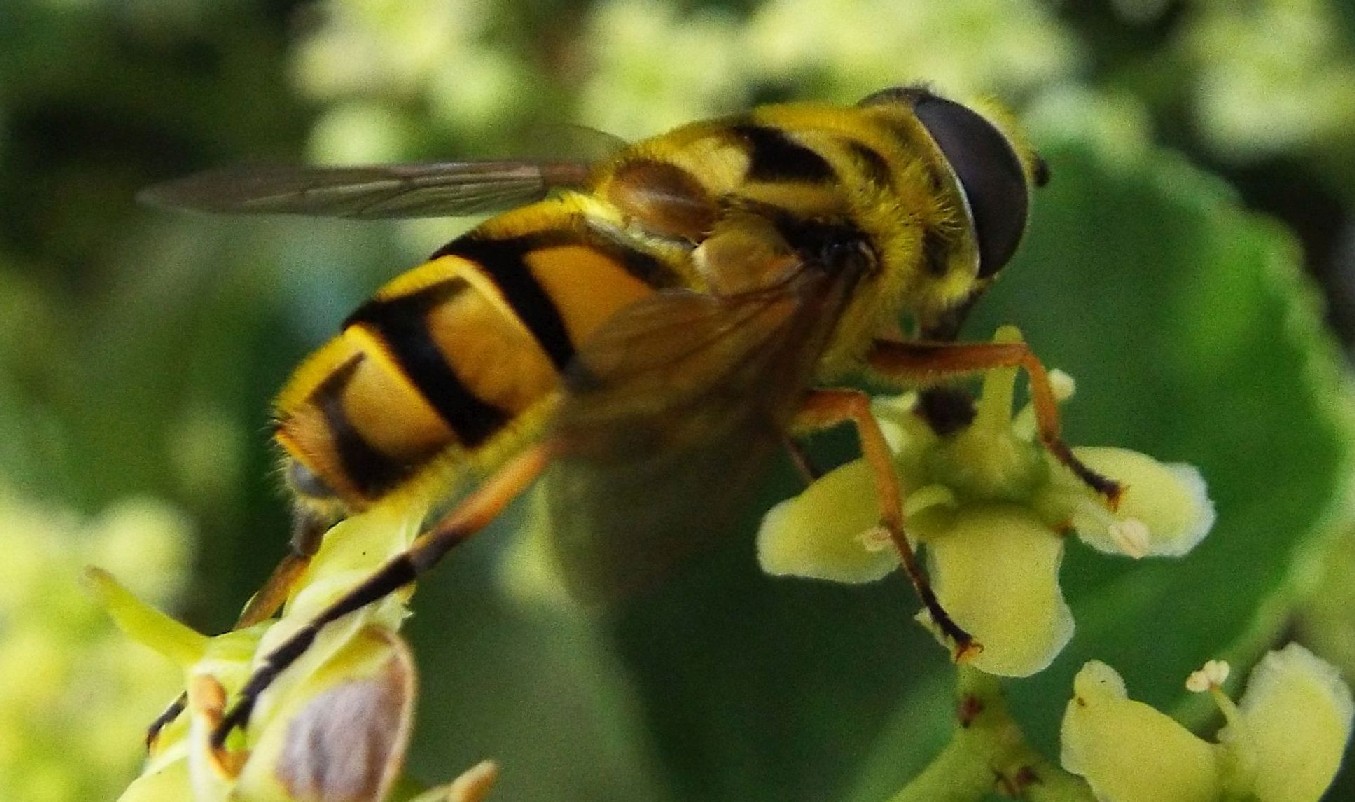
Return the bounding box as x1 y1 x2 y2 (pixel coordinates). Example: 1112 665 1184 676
887 668 1096 802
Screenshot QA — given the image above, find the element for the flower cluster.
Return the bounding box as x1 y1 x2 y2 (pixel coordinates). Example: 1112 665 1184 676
757 327 1216 675
0 487 191 802
98 504 496 802
293 0 533 163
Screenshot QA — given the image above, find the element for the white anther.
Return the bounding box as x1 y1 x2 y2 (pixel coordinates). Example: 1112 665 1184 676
1186 659 1231 693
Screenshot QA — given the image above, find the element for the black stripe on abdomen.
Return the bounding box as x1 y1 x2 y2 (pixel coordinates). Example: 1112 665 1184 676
313 355 413 498
434 235 578 371
346 279 510 448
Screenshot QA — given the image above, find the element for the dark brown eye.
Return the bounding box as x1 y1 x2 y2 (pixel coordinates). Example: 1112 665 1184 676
910 90 1031 279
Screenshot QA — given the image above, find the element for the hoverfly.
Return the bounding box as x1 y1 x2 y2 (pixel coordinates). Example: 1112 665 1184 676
143 84 1119 747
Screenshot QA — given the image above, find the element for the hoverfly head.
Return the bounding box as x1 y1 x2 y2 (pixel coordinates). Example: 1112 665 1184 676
859 85 1045 282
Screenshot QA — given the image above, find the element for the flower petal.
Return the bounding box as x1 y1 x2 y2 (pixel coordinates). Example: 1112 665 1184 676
1225 643 1353 802
116 747 192 802
757 459 898 583
1066 447 1214 557
237 627 416 802
85 567 208 669
918 504 1072 676
409 760 500 802
1061 661 1221 802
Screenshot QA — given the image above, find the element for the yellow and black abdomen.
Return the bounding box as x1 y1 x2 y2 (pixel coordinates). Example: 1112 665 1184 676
273 194 685 515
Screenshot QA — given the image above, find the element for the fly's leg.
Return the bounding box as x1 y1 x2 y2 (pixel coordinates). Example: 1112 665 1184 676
145 513 328 749
866 339 1122 505
144 698 187 750
210 444 552 751
782 436 822 486
233 505 332 627
793 388 977 658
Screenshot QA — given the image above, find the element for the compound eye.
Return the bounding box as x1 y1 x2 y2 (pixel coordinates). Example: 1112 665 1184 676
912 91 1031 279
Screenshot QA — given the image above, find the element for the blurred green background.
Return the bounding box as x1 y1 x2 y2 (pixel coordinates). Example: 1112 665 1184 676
4 0 1355 800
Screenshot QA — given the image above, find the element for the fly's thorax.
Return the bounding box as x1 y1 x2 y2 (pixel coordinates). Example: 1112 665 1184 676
600 158 718 243
697 101 973 356
590 119 751 263
595 107 872 297
690 215 793 295
593 110 863 244
594 97 1032 327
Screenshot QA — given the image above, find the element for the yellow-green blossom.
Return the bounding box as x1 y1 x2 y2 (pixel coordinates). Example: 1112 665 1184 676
757 326 1215 676
98 504 496 802
745 0 1076 102
1182 0 1355 161
0 486 191 802
1061 644 1353 802
292 0 530 155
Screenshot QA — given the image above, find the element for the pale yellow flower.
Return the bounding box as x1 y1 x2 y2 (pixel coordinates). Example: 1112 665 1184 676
1061 644 1353 802
99 505 498 802
758 327 1215 675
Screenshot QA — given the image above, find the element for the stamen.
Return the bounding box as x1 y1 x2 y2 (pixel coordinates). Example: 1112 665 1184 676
1108 519 1151 559
1187 659 1244 731
858 526 893 552
448 760 501 802
1048 369 1076 401
1186 659 1231 693
1071 494 1120 534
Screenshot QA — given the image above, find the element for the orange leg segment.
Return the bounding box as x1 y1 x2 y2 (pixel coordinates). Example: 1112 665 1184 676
866 339 1122 505
234 552 313 627
210 443 553 751
146 551 317 748
794 388 977 659
146 515 329 748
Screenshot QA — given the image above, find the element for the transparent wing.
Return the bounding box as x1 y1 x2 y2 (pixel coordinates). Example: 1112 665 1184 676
138 160 594 219
544 263 856 603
